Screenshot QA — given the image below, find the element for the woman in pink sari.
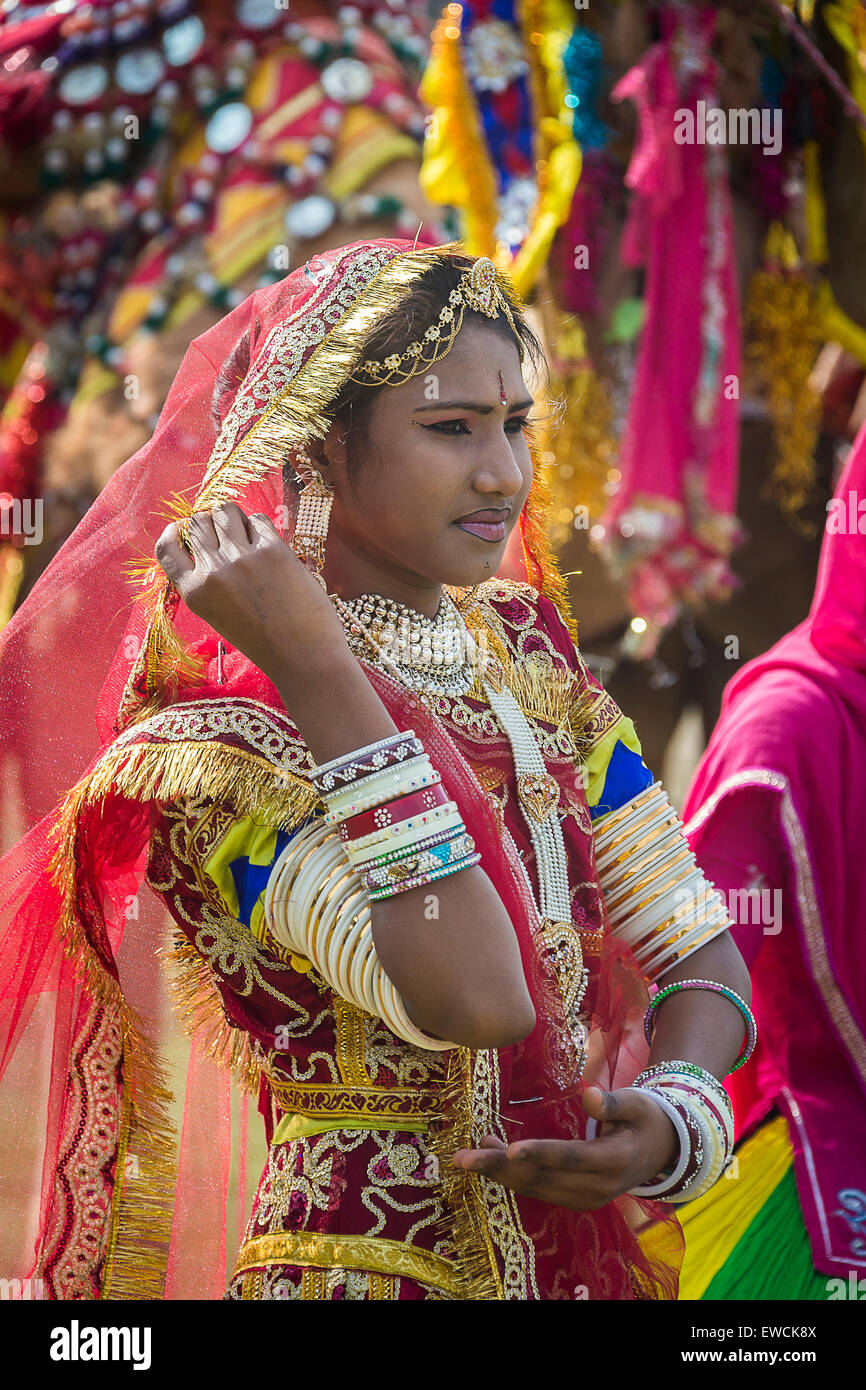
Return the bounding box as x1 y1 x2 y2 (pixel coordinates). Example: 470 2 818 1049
679 422 866 1299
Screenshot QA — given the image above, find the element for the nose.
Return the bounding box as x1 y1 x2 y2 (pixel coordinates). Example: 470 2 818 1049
470 426 528 502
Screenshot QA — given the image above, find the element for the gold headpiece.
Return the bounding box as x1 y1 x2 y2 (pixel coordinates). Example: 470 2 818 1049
347 256 524 387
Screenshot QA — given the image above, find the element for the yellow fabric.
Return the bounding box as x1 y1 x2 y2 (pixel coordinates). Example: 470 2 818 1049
584 714 641 809
272 1111 429 1145
322 106 420 198
202 816 281 941
674 1114 794 1300
419 11 499 258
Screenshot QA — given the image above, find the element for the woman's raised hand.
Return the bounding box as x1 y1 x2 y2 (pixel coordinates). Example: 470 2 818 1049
154 501 351 685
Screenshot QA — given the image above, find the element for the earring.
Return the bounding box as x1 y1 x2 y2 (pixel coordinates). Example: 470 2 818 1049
290 442 333 590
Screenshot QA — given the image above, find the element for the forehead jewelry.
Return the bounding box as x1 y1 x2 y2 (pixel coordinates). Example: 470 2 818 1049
349 256 524 387
498 371 507 406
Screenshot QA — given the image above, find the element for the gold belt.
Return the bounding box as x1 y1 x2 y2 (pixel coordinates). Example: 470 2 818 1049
268 1077 442 1123
234 1231 461 1297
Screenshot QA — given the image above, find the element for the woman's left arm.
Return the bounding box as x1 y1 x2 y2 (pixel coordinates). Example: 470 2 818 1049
647 929 751 1077
451 931 751 1211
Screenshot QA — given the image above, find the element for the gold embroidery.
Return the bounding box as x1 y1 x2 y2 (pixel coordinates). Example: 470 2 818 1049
268 1078 441 1123
369 1272 395 1299
471 1047 540 1300
426 1047 505 1300
333 995 375 1088
233 1230 461 1296
41 1005 123 1298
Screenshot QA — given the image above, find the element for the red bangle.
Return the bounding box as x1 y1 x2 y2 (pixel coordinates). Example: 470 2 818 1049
338 783 451 842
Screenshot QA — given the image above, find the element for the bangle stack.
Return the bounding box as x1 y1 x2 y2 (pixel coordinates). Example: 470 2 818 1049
313 730 481 896
261 730 480 1051
643 978 757 1074
626 1060 735 1203
592 783 732 984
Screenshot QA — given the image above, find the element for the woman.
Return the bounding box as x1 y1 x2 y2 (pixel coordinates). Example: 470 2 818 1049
677 422 866 1300
0 238 752 1300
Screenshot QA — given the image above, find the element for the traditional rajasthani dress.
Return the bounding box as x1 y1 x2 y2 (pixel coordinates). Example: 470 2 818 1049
674 424 866 1299
140 578 677 1300
0 238 729 1300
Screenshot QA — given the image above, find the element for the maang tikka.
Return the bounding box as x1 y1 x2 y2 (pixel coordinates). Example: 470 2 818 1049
290 441 333 590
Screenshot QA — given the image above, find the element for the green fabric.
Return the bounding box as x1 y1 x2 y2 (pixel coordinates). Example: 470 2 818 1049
701 1166 829 1301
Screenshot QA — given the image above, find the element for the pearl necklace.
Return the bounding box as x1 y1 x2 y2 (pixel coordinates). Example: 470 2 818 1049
332 589 478 696
483 671 588 1069
331 585 588 1070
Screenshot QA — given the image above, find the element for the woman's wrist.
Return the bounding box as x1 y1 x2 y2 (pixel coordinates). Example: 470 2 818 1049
271 648 400 769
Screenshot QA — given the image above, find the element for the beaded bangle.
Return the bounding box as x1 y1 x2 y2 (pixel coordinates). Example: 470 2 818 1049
360 824 470 871
340 801 461 852
635 1059 732 1110
347 819 466 869
621 1088 692 1197
628 1083 730 1203
644 979 757 1072
322 753 434 811
368 851 481 901
651 1078 734 1154
362 834 476 890
310 730 420 785
633 1069 733 1190
651 1093 710 1199
340 784 451 841
663 1103 718 1204
323 767 442 824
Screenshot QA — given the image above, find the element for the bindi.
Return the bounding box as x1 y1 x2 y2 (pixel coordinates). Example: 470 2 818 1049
498 371 507 406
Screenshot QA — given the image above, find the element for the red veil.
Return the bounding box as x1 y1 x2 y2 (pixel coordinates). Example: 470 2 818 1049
0 237 679 1299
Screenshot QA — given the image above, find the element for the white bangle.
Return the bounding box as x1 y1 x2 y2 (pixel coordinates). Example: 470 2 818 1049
624 1087 692 1197
263 819 455 1051
321 754 435 816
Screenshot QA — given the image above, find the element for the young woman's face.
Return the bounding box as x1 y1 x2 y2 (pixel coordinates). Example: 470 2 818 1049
324 321 535 591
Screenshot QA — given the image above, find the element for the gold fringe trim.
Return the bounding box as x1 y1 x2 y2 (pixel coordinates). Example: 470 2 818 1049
425 1048 504 1301
47 801 177 1299
49 735 320 853
45 724 322 1295
163 933 265 1096
470 591 597 761
100 1027 178 1301
522 446 579 644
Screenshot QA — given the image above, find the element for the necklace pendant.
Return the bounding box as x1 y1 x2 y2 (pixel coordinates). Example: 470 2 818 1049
517 772 560 823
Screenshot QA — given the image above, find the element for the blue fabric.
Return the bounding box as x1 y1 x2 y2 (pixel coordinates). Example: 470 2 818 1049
228 826 293 929
589 739 653 821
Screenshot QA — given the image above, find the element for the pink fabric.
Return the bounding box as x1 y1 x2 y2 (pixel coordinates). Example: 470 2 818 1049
165 1047 232 1301
606 9 742 642
683 422 866 1275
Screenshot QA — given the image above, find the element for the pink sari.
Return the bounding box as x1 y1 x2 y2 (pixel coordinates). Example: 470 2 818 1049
683 423 866 1276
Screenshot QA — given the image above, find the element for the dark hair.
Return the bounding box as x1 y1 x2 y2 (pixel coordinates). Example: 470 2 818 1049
297 254 549 495
210 326 253 430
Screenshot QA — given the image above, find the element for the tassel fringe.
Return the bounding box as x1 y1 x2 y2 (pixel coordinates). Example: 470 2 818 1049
163 933 266 1096
45 727 321 1297
426 1048 504 1300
